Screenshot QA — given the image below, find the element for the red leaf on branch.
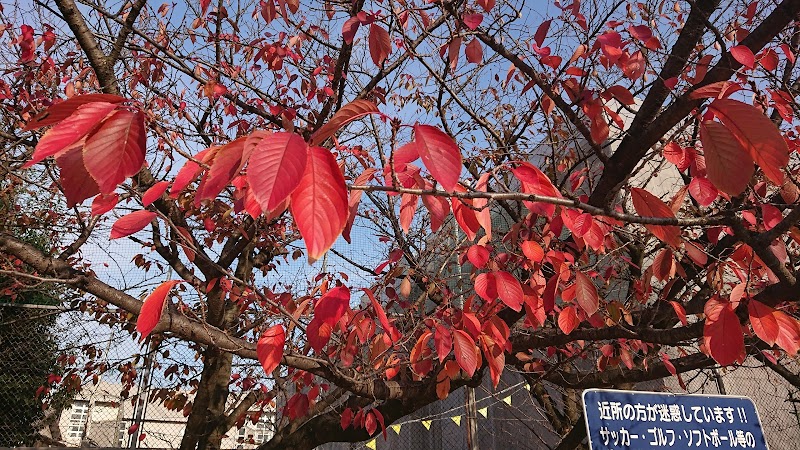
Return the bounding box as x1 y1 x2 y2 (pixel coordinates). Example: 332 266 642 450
311 99 380 146
492 271 523 312
452 329 479 377
730 45 755 68
465 39 483 64
83 110 147 194
25 102 117 167
170 148 212 197
521 241 544 263
703 298 745 366
110 210 157 239
363 288 400 343
434 324 452 363
137 280 181 339
558 305 580 335
290 146 348 263
142 181 169 207
24 94 126 131
196 137 246 202
688 177 718 206
56 146 100 207
462 13 483 30
410 331 434 377
748 300 779 346
368 24 391 67
574 272 599 316
630 188 681 247
533 19 552 47
248 132 308 212
256 324 285 375
413 124 462 191
774 311 800 355
708 99 789 185
466 245 490 269
699 120 754 196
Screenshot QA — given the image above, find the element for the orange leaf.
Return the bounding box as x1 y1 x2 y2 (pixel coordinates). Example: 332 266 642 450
558 305 580 334
748 300 779 346
137 280 181 339
703 298 744 366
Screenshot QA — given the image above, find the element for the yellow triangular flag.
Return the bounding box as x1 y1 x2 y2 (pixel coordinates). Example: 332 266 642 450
503 395 512 405
451 415 462 426
365 439 376 450
478 407 488 418
390 424 402 434
422 420 432 430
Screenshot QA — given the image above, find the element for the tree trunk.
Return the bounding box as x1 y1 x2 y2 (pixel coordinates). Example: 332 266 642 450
179 346 234 450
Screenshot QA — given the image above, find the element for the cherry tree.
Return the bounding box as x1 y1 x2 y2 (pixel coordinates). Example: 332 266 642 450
3 0 800 449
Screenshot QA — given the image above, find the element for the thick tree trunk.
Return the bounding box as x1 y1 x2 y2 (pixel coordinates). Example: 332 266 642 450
179 346 234 450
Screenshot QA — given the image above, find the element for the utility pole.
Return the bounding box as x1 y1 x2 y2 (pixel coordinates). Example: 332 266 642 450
465 387 479 450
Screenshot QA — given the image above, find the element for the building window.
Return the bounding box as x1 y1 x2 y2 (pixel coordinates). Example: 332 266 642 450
67 401 89 441
255 415 274 444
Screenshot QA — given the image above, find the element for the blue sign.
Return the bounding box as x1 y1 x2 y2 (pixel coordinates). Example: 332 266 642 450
582 389 768 449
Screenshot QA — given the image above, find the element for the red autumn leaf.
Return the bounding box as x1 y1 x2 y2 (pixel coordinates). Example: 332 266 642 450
512 161 561 217
465 38 483 65
142 181 169 207
774 311 800 355
365 411 377 436
434 324 452 363
748 300 779 347
399 193 418 233
703 298 745 366
290 146 348 263
413 124 462 191
110 210 157 239
708 99 789 185
492 271 523 312
170 148 212 197
652 247 676 282
410 331 434 377
56 145 100 207
368 23 392 67
311 99 380 146
688 177 718 206
574 271 599 316
477 0 495 12
24 102 118 167
196 137 246 202
340 408 353 430
521 241 544 263
452 329 479 377
137 280 181 339
451 189 481 240
466 245 490 269
730 45 755 69
474 272 497 301
662 142 690 171
604 85 635 106
342 16 360 45
363 288 400 343
315 286 350 325
24 94 126 131
630 188 681 247
669 300 688 326
91 194 119 216
699 120 754 196
83 110 147 194
247 132 308 212
462 13 483 30
558 305 580 335
422 193 450 232
256 324 285 375
533 19 552 47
